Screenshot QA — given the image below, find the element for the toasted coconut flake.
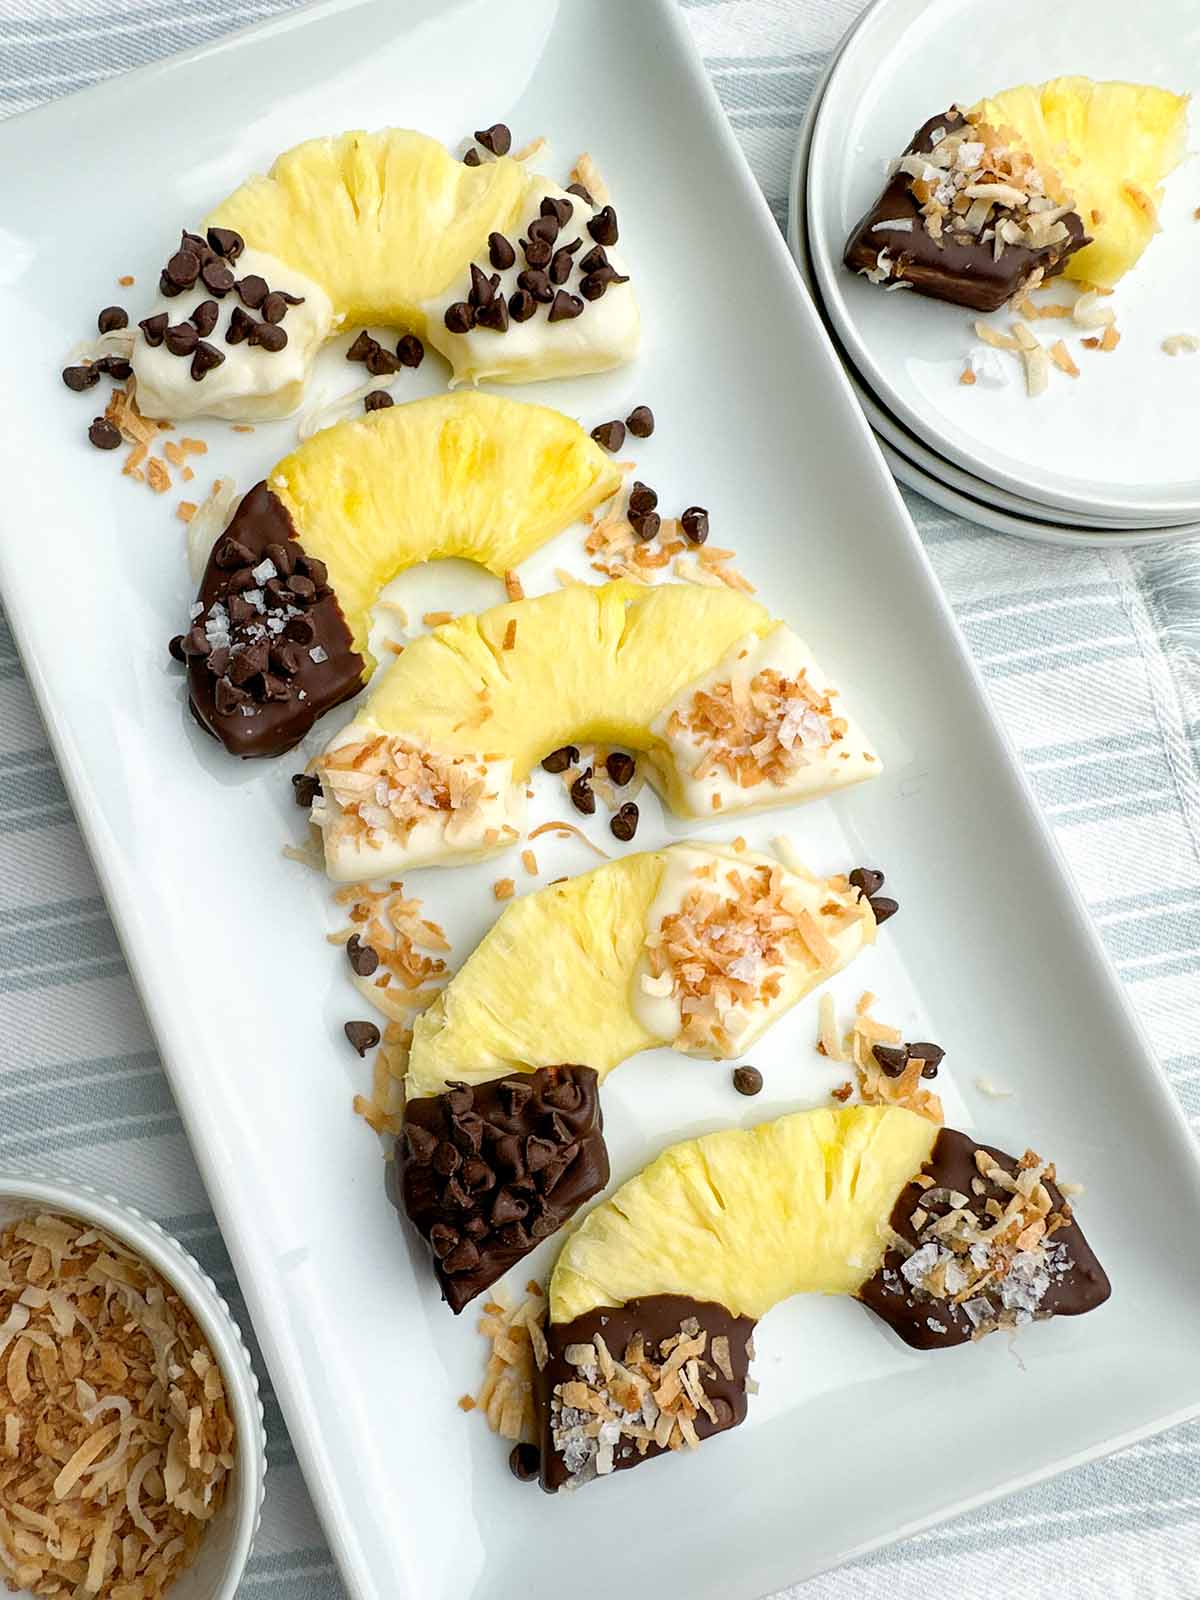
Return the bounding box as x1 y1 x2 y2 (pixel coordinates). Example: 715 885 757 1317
571 153 609 206
468 1288 545 1444
823 995 943 1124
974 321 1020 351
493 878 515 901
526 820 611 859
1099 325 1121 352
521 849 538 876
1048 340 1080 377
1162 333 1200 356
1072 291 1116 330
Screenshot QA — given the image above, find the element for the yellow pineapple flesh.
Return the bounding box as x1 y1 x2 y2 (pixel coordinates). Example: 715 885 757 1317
207 128 526 327
973 77 1189 287
273 391 622 660
549 1105 939 1324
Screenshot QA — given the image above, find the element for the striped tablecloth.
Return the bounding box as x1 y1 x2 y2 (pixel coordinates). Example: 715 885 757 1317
3 2 1200 1595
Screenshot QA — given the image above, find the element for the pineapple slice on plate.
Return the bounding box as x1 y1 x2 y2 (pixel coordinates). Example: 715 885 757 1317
973 78 1189 288
405 842 878 1098
179 392 620 758
538 1109 1110 1490
207 128 527 329
313 581 880 878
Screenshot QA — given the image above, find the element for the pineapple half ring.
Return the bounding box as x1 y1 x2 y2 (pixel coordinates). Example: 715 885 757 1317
537 1104 1111 1491
174 392 621 758
396 842 886 1309
312 580 880 879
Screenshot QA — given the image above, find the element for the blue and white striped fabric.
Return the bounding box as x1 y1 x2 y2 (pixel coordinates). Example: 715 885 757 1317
3 3 1200 1596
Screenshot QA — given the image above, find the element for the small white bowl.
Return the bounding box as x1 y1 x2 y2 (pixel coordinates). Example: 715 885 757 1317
0 1173 266 1600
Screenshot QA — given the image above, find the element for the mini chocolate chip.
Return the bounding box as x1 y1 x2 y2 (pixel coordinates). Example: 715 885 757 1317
229 640 269 685
522 236 552 269
291 773 321 807
528 213 559 247
590 420 625 453
165 249 200 289
605 751 635 786
182 625 211 658
468 263 496 307
97 306 127 334
442 1238 481 1275
524 1136 557 1175
509 1443 540 1482
346 330 377 363
463 148 481 166
849 867 885 898
549 247 575 285
201 259 236 296
492 1133 525 1179
214 537 254 569
95 356 133 379
396 333 424 367
249 321 287 352
158 271 183 298
180 229 211 257
541 745 579 773
681 506 709 545
625 405 654 438
610 802 639 842
444 301 475 333
628 481 658 515
284 614 315 645
164 321 199 357
488 231 516 270
508 288 537 322
206 226 245 261
168 634 187 664
542 195 574 228
214 678 250 715
529 1206 559 1240
497 1221 532 1251
868 895 899 924
548 290 583 322
630 509 660 542
364 389 394 412
287 574 316 603
462 1158 495 1192
227 594 254 625
190 340 226 379
581 263 629 300
463 1215 488 1239
225 306 256 345
908 1042 945 1079
139 313 169 346
446 1083 473 1114
346 933 379 977
872 1043 909 1078
453 1110 486 1154
566 181 594 205
225 566 256 592
712 1397 735 1426
475 295 509 331
190 299 219 336
297 554 328 587
569 769 595 815
406 1124 439 1165
578 244 608 275
366 345 400 375
270 641 303 676
344 1020 381 1057
474 123 511 155
490 1188 528 1226
544 1074 583 1111
587 205 619 246
263 540 295 576
732 1065 763 1096
205 648 230 678
441 1176 473 1212
62 365 99 392
257 292 287 324
516 268 553 303
542 1110 573 1145
237 274 269 310
263 577 291 610
433 1141 462 1177
428 1221 458 1258
87 417 121 450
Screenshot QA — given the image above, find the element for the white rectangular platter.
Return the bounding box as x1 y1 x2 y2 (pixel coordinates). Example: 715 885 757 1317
1 2 1199 1597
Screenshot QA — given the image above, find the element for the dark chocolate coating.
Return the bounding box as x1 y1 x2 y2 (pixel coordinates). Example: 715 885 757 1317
858 1127 1110 1349
537 1294 755 1492
400 1066 608 1314
184 482 364 757
843 110 1089 313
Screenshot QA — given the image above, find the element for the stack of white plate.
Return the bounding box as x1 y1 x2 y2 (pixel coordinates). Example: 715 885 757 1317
789 0 1200 548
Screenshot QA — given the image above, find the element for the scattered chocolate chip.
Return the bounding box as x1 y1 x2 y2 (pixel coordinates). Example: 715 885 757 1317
214 537 254 569
165 249 200 289
541 745 579 774
548 289 583 323
95 355 132 379
284 614 315 645
516 268 553 304
205 647 230 678
346 934 379 977
605 751 635 786
444 301 475 334
522 236 552 269
138 313 169 346
346 330 377 363
474 123 512 156
630 510 660 542
872 1044 909 1078
488 232 516 270
158 271 183 298
190 340 226 379
206 226 245 261
270 641 303 677
732 1066 763 1096
291 772 321 807
298 554 327 587
247 321 287 353
264 540 295 576
528 214 559 247
164 321 199 357
469 263 496 308
566 181 594 205
578 244 608 275
260 291 290 324
625 405 654 438
442 1238 481 1275
364 389 394 412
508 288 537 322
490 1187 529 1226
569 768 595 815
628 481 658 515
462 1158 495 1193
237 274 269 310
365 345 400 375
868 895 899 925
190 299 219 337
509 1443 540 1482
610 802 639 842
548 247 575 285
849 866 885 898
396 333 425 367
344 1020 381 1057
225 305 256 345
908 1042 945 1079
587 205 619 246
463 148 481 167
168 634 186 665
428 1221 458 1257
229 640 269 685
590 419 625 453
182 625 211 658
580 263 628 300
201 259 236 296
62 365 99 392
681 506 709 545
214 678 250 716
541 195 574 228
475 295 509 331
96 306 127 334
87 417 121 450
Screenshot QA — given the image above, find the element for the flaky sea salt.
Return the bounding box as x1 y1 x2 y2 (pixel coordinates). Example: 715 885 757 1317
251 559 276 584
309 645 329 665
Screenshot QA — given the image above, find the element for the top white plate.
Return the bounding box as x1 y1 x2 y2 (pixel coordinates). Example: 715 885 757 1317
806 0 1200 522
3 2 1200 1598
